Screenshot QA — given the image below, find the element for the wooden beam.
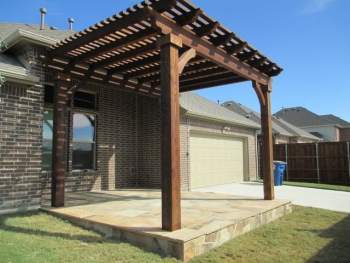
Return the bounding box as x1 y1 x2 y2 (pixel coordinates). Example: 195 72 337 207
87 42 159 70
210 33 235 47
178 48 196 74
253 80 274 200
63 28 158 72
194 21 220 37
225 41 247 55
139 62 219 85
150 10 270 85
160 34 182 231
108 55 160 75
51 74 70 207
175 8 203 26
49 8 152 57
181 76 244 92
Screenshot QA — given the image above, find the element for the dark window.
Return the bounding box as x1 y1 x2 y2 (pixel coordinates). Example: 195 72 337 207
74 91 96 110
72 113 96 170
44 86 54 104
42 109 53 170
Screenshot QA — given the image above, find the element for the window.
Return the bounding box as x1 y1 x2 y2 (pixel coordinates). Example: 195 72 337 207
42 109 53 170
72 113 96 170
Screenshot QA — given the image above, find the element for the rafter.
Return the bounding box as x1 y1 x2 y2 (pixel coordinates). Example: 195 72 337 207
175 8 203 26
150 9 270 85
210 33 235 47
193 21 220 37
108 55 160 75
225 41 247 55
87 42 159 70
63 28 158 72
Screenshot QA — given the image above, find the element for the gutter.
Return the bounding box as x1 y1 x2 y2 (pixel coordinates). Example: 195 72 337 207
184 111 260 130
0 65 39 85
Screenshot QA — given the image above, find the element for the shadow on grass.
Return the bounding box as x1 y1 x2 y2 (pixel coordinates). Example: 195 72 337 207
307 214 350 263
0 211 116 244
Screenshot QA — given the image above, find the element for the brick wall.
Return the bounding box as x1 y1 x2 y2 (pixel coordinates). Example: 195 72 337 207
340 127 350 142
0 82 43 214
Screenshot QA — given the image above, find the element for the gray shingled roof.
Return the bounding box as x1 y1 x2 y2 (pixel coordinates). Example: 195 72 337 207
320 114 350 127
180 93 260 129
0 23 72 83
223 100 319 141
273 117 320 141
274 107 350 128
222 100 293 137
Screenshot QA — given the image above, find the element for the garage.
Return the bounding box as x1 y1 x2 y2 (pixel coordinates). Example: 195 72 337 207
190 132 246 189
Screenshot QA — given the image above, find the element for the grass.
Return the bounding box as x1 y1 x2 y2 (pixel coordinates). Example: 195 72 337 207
0 207 349 263
284 181 350 192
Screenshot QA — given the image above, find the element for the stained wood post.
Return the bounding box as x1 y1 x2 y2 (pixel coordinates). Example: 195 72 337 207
285 144 289 181
51 74 70 207
253 80 275 200
315 143 320 183
347 142 350 182
159 34 182 231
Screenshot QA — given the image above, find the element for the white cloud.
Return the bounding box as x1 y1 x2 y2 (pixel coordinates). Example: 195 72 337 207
302 0 336 14
73 114 94 128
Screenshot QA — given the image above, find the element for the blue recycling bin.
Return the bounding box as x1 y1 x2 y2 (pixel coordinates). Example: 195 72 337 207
273 161 287 186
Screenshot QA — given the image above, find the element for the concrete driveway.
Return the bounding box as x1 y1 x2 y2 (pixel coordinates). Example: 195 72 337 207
194 182 350 213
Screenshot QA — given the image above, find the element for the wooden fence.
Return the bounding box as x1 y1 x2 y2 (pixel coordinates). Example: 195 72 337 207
259 141 350 185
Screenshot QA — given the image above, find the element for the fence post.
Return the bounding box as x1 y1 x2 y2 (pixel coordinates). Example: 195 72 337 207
347 142 350 182
285 144 289 181
315 143 320 183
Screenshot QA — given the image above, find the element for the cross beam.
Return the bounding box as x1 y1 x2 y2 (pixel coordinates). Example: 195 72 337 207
149 9 270 85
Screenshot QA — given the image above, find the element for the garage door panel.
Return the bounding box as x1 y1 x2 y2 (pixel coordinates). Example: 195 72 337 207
190 133 244 189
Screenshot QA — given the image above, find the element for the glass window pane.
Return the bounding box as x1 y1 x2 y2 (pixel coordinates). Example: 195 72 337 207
73 113 95 142
42 109 53 170
72 113 96 170
72 142 94 170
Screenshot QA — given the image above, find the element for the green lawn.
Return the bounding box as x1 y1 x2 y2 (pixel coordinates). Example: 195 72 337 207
284 181 350 192
0 207 349 263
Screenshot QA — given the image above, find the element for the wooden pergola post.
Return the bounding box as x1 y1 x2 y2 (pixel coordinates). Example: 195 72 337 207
159 34 182 231
51 74 70 207
253 80 275 200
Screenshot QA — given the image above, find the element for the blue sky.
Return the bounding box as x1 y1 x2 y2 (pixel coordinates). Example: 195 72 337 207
1 0 349 120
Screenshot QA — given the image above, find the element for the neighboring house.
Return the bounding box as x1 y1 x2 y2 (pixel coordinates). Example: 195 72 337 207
222 101 319 144
0 23 260 214
275 107 350 142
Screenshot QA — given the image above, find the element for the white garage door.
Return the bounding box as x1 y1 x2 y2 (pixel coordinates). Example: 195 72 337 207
190 132 245 189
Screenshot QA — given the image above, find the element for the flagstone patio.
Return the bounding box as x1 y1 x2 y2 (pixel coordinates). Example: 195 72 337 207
43 190 292 261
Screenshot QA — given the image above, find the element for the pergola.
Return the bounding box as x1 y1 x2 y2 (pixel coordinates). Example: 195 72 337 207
44 0 283 231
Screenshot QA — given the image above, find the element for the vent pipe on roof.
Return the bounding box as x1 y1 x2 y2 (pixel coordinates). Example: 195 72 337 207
40 8 47 30
68 17 75 31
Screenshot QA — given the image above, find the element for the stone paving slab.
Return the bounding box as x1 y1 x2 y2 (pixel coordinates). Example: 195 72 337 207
43 190 292 261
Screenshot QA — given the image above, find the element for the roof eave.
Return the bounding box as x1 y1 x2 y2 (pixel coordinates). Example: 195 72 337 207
2 29 58 51
184 110 260 130
0 66 40 85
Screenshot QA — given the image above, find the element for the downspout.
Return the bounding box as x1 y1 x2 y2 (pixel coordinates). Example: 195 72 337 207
135 94 139 188
187 115 190 191
255 129 260 181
